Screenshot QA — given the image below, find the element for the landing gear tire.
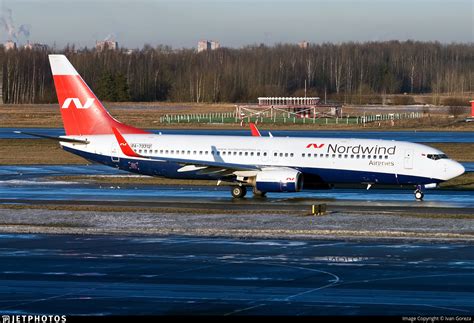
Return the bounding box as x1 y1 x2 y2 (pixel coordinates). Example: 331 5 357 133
231 186 247 198
252 187 267 198
414 189 424 201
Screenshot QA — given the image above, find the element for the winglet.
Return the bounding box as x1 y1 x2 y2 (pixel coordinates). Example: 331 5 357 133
249 123 261 137
112 127 143 158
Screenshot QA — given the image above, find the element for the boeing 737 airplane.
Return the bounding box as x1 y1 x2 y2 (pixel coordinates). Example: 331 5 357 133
19 55 465 200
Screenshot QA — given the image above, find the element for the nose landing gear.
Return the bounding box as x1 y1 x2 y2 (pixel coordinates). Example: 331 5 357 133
414 185 424 201
231 186 247 198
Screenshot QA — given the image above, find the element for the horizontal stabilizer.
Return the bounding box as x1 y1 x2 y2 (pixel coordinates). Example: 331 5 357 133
14 131 89 144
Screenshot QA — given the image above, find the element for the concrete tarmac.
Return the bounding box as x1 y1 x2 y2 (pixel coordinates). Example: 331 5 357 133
0 234 472 315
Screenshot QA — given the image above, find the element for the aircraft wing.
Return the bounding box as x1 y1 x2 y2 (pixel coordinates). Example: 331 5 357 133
112 127 260 176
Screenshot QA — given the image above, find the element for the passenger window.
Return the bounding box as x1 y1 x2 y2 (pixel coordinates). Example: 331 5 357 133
187 151 191 154
338 154 342 158
199 151 203 155
245 152 249 156
290 153 294 157
274 153 278 157
307 153 311 157
239 152 243 156
285 153 288 157
332 154 335 158
385 155 388 159
302 153 305 157
263 152 267 156
344 154 348 158
193 151 196 154
165 150 168 154
160 150 163 153
257 152 260 156
234 151 237 155
251 152 254 156
350 155 354 159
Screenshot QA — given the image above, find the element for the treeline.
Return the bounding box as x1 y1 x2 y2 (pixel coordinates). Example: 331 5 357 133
1 41 473 104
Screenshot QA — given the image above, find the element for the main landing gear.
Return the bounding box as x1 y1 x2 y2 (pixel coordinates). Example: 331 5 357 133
414 185 424 201
230 186 267 198
252 187 267 198
231 186 247 198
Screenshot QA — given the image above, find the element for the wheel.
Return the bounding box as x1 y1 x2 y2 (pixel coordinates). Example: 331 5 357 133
252 187 267 198
414 190 424 201
231 186 247 198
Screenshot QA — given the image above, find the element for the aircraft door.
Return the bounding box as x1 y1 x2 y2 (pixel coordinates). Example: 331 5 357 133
404 149 413 169
111 143 120 163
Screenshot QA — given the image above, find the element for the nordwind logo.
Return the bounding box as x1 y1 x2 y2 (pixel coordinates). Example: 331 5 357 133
306 143 325 149
61 98 95 109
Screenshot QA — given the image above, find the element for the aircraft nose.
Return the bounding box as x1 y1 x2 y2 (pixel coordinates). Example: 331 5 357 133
446 160 465 179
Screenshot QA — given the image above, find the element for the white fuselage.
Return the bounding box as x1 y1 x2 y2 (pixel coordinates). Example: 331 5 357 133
62 134 465 186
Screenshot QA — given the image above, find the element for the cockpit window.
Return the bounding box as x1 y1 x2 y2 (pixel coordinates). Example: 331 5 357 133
426 154 448 160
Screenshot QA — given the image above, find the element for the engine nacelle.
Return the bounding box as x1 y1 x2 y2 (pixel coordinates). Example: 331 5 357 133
255 169 303 193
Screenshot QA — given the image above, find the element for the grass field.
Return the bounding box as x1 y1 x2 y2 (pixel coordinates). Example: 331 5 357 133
1 103 473 130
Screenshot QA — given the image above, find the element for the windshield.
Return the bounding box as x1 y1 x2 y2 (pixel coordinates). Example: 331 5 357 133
426 154 448 160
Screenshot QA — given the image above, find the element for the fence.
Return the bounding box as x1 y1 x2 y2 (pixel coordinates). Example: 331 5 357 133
159 112 423 125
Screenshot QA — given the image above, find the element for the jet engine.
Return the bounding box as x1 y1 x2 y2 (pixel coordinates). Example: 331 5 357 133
253 169 303 192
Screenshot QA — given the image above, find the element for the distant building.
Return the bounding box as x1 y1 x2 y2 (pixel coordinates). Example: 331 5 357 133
298 41 309 49
96 40 118 51
210 41 220 50
197 40 220 53
24 42 48 51
4 40 16 51
197 40 209 53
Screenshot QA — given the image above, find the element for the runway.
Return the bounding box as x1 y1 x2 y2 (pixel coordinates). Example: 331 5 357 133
3 128 474 142
0 234 472 315
0 165 473 210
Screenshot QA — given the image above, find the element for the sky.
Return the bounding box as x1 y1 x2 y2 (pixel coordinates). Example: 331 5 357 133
0 0 472 49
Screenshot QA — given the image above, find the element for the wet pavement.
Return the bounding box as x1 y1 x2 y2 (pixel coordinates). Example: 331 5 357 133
0 234 472 315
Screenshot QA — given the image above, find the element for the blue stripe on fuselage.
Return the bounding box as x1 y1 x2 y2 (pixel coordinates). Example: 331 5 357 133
63 146 442 186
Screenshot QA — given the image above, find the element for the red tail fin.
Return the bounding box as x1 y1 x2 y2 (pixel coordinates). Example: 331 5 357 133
49 54 148 136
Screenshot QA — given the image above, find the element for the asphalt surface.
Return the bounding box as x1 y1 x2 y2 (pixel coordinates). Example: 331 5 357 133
3 128 474 142
0 166 473 209
0 234 472 315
